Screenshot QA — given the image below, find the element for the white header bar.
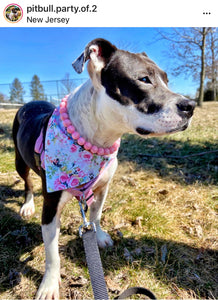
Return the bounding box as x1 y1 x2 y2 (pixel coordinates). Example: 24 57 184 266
0 0 217 27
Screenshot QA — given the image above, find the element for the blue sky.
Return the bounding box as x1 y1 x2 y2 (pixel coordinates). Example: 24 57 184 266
0 27 198 98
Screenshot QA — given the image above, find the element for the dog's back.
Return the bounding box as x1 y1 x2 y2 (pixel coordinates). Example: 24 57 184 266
13 101 55 172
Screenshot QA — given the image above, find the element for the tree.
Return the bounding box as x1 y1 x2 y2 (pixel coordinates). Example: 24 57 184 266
199 27 207 107
0 93 8 103
30 75 45 101
205 28 218 101
9 78 25 103
203 80 218 101
158 27 216 107
61 73 75 96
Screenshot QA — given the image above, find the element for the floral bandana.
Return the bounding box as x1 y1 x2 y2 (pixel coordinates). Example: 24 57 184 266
42 106 119 204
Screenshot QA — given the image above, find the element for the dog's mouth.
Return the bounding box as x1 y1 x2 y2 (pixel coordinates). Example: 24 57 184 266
166 123 189 133
136 122 189 137
136 127 164 137
136 127 153 135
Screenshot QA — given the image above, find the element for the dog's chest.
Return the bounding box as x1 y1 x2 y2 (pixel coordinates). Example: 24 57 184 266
43 107 118 194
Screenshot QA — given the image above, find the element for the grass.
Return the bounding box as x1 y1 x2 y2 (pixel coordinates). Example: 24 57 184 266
0 102 217 299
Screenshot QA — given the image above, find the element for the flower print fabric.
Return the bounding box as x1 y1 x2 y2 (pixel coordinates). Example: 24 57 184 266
44 106 119 194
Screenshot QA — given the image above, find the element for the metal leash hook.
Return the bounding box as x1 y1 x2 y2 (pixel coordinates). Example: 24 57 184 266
78 200 96 237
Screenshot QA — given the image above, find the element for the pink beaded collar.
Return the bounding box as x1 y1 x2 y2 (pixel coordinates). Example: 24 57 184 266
60 95 120 156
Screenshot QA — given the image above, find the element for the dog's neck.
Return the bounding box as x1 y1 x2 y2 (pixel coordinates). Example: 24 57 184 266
67 80 127 148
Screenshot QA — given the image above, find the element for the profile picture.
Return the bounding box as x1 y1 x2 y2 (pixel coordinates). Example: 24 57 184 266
4 4 23 23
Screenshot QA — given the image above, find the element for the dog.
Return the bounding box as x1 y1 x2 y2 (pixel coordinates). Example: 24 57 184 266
6 7 19 21
12 38 195 299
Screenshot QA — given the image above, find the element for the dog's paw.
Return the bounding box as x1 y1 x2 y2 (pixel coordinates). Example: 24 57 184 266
36 274 60 300
96 229 114 248
20 200 35 217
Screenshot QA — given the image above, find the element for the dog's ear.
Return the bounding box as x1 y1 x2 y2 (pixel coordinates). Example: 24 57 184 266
72 38 117 74
72 52 86 74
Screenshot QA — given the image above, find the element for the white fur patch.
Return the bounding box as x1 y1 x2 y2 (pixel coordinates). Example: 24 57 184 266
36 216 61 300
89 45 105 72
20 194 35 217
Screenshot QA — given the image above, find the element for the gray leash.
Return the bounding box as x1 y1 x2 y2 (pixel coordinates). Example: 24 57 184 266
82 229 109 300
79 201 109 300
79 200 157 300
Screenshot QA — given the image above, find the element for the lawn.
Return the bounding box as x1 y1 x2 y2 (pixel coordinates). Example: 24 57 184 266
0 102 217 299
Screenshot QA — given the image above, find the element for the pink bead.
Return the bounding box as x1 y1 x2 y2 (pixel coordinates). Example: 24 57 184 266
109 145 116 154
84 142 92 150
104 148 110 155
72 131 80 140
78 137 85 145
110 140 120 153
114 144 119 151
60 107 67 114
90 145 98 154
60 113 69 120
63 119 71 127
60 101 66 108
67 125 75 134
97 148 105 156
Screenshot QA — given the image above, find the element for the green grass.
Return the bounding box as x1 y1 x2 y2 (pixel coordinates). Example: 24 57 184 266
0 103 217 299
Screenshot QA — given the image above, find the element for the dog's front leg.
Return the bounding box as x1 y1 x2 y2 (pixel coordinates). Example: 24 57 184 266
90 158 118 248
36 214 61 300
90 182 113 248
36 188 72 300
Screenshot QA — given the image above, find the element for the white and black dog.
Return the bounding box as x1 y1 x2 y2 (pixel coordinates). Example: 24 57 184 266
12 38 195 299
6 7 19 21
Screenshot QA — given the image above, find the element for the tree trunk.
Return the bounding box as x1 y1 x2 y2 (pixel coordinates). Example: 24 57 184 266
211 34 217 101
198 28 206 107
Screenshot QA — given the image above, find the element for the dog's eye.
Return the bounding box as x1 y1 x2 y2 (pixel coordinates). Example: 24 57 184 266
139 76 152 84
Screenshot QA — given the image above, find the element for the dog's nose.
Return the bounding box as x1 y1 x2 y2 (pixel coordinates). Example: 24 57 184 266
176 99 196 118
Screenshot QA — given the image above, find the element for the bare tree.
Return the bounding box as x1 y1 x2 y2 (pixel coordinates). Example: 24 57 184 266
199 27 207 107
158 27 215 107
61 73 75 96
205 28 218 101
0 93 8 103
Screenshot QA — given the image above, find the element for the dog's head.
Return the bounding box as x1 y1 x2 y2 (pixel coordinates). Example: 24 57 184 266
72 38 195 137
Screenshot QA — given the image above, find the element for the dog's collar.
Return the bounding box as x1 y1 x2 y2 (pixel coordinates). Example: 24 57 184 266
60 95 120 155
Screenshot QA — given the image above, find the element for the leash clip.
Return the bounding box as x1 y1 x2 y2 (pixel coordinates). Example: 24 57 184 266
79 200 96 237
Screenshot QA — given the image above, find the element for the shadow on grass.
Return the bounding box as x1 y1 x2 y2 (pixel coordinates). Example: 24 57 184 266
0 185 43 296
118 135 218 185
64 231 218 299
0 184 217 299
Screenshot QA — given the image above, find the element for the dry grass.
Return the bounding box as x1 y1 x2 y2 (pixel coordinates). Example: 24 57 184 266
0 103 217 299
